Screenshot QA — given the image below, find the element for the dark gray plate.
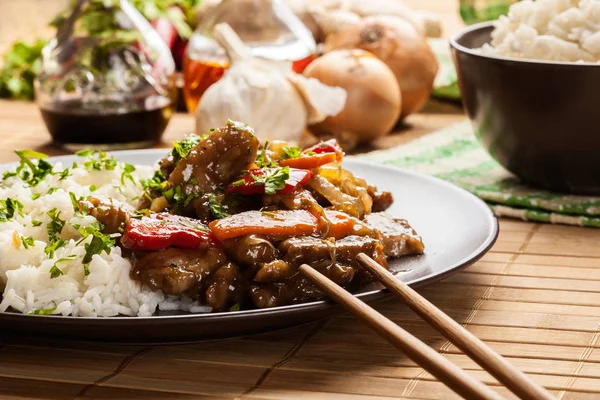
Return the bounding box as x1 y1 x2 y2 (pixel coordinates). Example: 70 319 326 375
0 151 498 343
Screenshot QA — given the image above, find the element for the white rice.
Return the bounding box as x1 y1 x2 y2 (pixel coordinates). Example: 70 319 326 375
480 0 600 62
0 153 211 317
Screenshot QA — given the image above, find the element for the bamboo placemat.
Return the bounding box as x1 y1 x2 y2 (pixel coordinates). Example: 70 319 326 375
2 220 600 399
1 102 600 399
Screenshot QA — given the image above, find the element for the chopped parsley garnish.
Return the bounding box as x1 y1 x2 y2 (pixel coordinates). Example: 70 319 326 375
79 223 118 272
6 149 54 187
69 192 82 212
229 303 241 312
45 238 66 259
232 179 245 187
207 194 229 219
89 184 97 192
261 211 276 218
164 185 199 213
262 167 290 195
0 198 23 221
46 208 65 244
121 163 136 185
141 170 166 192
28 304 58 315
171 134 201 162
76 149 117 171
31 193 41 200
58 168 71 181
49 255 76 279
31 220 42 227
20 235 34 249
305 150 316 156
281 145 302 160
47 187 58 195
255 141 278 168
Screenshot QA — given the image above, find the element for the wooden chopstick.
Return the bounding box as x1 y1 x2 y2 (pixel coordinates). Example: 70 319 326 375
356 253 556 400
299 264 504 400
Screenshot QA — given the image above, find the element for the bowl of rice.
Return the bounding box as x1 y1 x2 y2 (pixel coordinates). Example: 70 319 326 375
450 0 600 194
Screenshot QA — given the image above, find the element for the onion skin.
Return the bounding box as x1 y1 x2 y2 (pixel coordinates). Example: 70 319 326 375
325 16 438 119
304 49 401 150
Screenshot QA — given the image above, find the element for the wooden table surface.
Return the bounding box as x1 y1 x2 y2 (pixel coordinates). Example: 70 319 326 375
2 2 600 400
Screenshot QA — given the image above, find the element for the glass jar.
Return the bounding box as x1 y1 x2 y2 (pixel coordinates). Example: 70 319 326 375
183 0 316 113
35 0 177 151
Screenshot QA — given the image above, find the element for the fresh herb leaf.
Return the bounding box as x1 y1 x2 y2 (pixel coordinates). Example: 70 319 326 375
89 184 97 192
255 141 278 168
46 208 65 245
261 211 276 218
28 304 58 315
58 168 71 181
11 149 53 187
20 235 35 249
141 170 166 192
31 193 41 200
78 150 117 172
263 167 290 195
171 134 201 162
31 220 42 227
207 194 229 219
49 265 63 279
0 198 24 221
0 40 46 100
79 223 116 270
45 238 66 259
121 163 136 185
232 179 245 187
68 192 81 212
281 146 302 160
49 254 77 279
229 303 241 312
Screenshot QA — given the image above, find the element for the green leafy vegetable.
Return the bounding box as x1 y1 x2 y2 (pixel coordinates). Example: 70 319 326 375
281 146 302 160
141 170 166 192
77 150 117 171
46 208 65 242
79 223 117 271
262 167 291 195
8 149 54 187
58 168 72 181
31 220 43 227
0 40 46 100
0 198 24 221
28 304 58 315
207 194 229 219
121 163 136 185
171 134 201 162
49 255 76 279
20 236 35 249
45 238 66 259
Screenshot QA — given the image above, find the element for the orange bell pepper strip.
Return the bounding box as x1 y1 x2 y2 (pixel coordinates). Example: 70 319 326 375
209 210 319 241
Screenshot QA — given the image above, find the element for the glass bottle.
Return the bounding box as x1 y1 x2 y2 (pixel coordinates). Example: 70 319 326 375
460 0 519 25
35 0 177 151
183 0 316 113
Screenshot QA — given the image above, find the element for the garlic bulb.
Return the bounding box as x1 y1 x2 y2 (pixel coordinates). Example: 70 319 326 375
195 23 347 143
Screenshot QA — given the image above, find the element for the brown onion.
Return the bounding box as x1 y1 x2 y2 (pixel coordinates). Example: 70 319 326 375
304 49 401 150
325 16 438 118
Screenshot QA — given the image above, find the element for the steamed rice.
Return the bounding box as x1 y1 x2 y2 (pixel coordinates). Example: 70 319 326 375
480 0 600 62
0 153 211 317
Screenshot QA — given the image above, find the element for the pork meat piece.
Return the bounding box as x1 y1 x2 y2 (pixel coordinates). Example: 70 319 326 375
79 196 133 234
132 247 227 295
365 212 424 257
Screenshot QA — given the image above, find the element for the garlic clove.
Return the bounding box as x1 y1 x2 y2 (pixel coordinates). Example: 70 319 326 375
288 74 347 124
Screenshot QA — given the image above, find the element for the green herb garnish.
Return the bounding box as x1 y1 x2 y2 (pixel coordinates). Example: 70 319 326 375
281 146 302 160
121 163 136 185
207 194 229 219
77 150 117 172
31 220 42 227
8 149 53 187
0 198 24 221
262 167 290 195
28 304 58 315
171 134 201 162
20 236 35 249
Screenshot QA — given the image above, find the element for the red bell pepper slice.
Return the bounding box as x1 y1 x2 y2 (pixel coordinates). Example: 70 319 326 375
121 213 218 251
226 167 313 196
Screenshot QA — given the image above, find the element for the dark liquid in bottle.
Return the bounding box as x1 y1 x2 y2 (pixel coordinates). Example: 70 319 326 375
40 98 173 149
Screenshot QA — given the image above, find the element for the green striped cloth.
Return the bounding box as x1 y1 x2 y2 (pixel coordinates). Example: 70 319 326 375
361 121 600 228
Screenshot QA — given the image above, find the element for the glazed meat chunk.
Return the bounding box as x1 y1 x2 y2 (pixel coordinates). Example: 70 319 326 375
365 212 425 257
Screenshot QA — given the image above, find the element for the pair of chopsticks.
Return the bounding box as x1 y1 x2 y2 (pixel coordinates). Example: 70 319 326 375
300 254 555 400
